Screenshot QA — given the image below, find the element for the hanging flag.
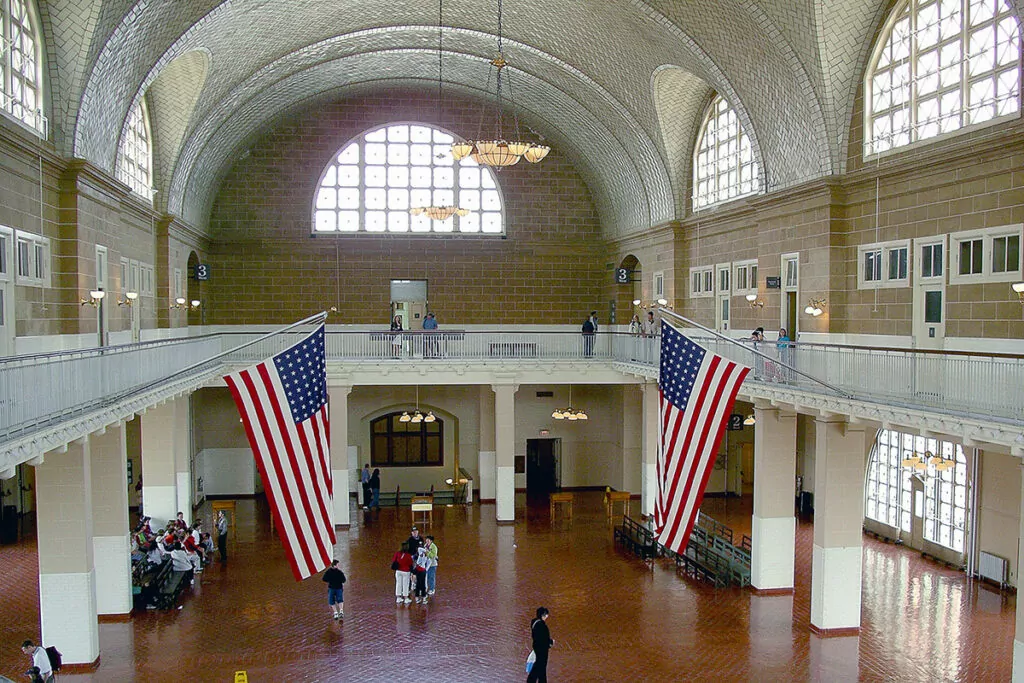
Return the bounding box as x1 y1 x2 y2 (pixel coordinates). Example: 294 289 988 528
224 326 335 580
655 321 750 556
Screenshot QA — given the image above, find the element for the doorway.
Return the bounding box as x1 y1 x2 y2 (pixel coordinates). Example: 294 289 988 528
781 254 799 339
526 438 561 496
390 279 428 330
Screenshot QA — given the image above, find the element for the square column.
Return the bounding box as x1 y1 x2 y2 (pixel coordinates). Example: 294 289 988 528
329 385 352 528
640 381 659 518
173 396 192 520
751 405 797 592
1013 462 1024 682
493 383 517 523
140 402 178 528
810 417 867 635
91 424 132 616
35 442 99 665
479 386 496 503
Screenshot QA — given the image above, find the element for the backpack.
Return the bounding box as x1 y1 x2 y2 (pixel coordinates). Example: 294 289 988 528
45 645 62 671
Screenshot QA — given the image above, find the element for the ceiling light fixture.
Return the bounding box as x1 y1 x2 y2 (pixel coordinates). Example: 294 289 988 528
743 414 756 426
401 386 434 424
450 0 549 167
552 385 587 421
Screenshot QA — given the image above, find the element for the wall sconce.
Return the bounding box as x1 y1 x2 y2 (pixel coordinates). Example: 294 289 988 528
117 291 139 306
632 298 673 310
190 299 201 311
1012 282 1024 303
804 298 826 317
743 414 756 426
80 289 106 307
170 296 187 310
745 293 764 309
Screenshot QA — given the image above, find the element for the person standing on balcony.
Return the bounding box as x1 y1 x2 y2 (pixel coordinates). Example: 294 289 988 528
390 315 404 358
776 327 792 382
582 313 596 357
628 314 641 335
422 312 439 358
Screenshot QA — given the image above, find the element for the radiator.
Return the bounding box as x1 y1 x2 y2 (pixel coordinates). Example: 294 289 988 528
978 551 1009 587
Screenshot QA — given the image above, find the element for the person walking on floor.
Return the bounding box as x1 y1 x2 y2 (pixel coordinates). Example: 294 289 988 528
20 640 53 683
322 559 347 620
527 607 553 683
391 542 414 604
361 463 372 510
215 510 229 564
369 468 381 510
424 535 439 595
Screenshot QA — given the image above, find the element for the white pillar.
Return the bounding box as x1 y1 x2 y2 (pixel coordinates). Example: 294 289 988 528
35 442 99 665
141 402 178 528
810 417 867 635
751 404 797 592
640 381 659 518
493 383 517 523
1013 463 1024 682
174 396 192 520
479 386 496 503
329 385 352 528
90 424 132 616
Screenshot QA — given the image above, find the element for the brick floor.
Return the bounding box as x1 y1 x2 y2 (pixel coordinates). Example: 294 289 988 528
0 492 1015 681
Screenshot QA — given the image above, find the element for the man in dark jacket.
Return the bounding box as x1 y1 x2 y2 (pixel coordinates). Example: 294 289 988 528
582 315 596 357
527 607 553 682
322 559 347 620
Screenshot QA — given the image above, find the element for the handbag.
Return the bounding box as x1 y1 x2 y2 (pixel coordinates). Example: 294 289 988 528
526 650 536 673
390 559 400 571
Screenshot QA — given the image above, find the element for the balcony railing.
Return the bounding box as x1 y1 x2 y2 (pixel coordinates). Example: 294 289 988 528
3 329 1022 446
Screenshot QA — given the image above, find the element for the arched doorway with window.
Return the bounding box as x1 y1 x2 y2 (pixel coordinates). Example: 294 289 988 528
616 254 642 325
187 251 202 326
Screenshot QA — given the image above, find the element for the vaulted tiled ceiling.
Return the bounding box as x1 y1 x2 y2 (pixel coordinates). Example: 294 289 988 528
38 0 1015 236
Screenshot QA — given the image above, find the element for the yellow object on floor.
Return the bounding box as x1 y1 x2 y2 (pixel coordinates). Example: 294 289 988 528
234 672 248 683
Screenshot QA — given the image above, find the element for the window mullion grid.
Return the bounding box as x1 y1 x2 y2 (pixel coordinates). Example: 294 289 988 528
359 141 366 233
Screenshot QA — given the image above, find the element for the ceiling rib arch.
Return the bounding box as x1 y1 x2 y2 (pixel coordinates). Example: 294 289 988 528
651 66 714 218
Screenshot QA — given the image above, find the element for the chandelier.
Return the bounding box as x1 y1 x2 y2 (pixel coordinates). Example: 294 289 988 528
400 386 436 424
551 385 587 421
900 450 954 472
409 0 470 222
450 0 549 167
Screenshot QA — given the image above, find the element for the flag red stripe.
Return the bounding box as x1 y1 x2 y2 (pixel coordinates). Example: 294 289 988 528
309 407 336 544
255 364 322 574
291 410 333 564
225 371 305 581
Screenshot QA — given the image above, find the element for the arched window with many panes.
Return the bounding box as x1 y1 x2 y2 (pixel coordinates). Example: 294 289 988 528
0 0 45 134
117 99 154 202
692 94 760 210
313 123 504 235
866 0 1021 156
865 428 970 554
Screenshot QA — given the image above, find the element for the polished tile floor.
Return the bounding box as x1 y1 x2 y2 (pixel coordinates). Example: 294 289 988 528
0 492 1015 682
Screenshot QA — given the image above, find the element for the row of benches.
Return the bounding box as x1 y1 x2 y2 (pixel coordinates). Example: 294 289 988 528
132 558 190 610
613 513 753 588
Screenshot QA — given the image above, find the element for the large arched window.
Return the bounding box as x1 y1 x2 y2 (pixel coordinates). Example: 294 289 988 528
692 94 760 210
865 428 970 553
866 0 1021 155
313 123 504 235
0 0 45 134
117 99 154 201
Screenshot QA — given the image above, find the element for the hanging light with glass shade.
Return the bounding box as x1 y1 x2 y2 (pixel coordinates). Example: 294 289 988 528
409 0 470 222
449 0 550 167
400 386 435 424
551 385 587 421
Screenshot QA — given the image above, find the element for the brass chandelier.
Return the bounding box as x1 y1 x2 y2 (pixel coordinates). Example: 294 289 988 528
551 385 588 421
450 0 549 167
410 0 469 222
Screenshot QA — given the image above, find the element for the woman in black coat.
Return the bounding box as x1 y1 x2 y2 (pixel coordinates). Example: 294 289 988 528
527 606 553 683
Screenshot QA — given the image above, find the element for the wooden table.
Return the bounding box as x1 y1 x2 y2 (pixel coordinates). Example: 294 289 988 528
606 490 632 519
411 496 434 526
550 492 574 521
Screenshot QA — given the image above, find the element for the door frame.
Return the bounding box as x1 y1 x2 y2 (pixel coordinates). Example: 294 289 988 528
0 226 13 356
525 437 561 493
715 263 731 332
781 252 799 339
912 235 946 350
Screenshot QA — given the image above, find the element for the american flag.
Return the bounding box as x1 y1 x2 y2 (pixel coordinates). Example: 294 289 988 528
224 325 336 581
654 321 750 556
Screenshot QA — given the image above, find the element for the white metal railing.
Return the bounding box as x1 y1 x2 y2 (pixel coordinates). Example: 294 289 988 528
4 329 1022 445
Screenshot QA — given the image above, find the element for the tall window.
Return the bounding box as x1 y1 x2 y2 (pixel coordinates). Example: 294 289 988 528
692 94 760 210
117 99 154 201
0 0 44 134
865 428 970 553
313 123 504 235
866 0 1021 155
370 412 443 467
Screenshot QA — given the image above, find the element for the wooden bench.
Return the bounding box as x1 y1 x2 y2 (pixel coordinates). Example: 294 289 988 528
549 492 574 521
154 569 190 610
614 515 657 561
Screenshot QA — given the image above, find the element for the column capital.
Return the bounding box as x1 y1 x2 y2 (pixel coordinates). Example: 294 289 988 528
328 383 353 395
491 382 519 394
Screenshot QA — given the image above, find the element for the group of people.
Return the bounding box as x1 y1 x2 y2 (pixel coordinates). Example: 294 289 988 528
130 512 217 588
360 463 381 510
391 526 439 605
627 310 660 337
389 312 443 357
750 326 793 382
